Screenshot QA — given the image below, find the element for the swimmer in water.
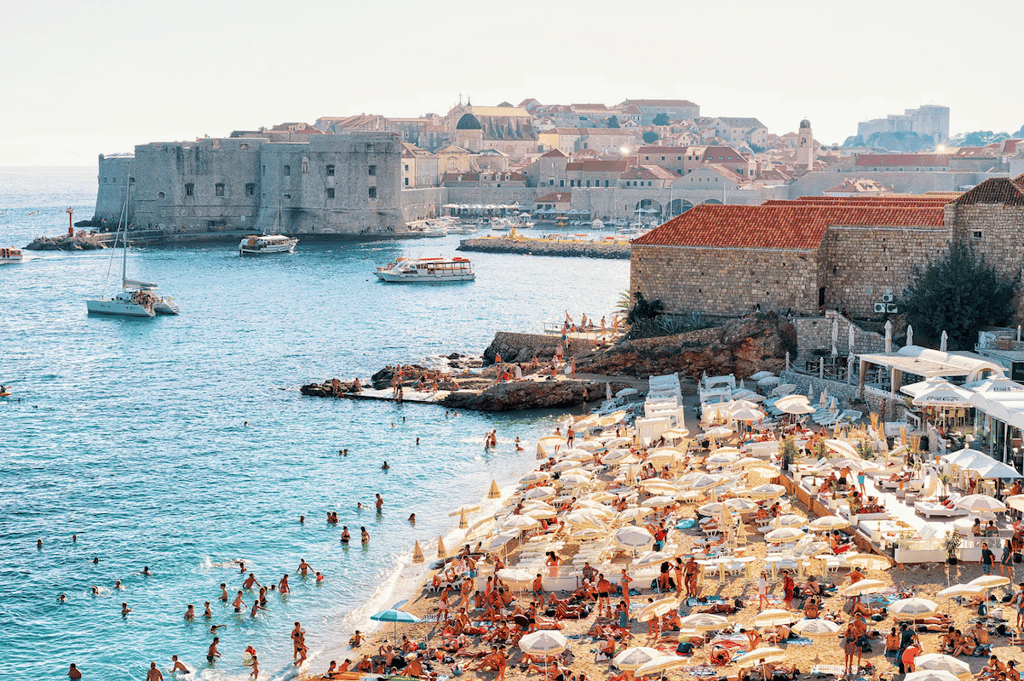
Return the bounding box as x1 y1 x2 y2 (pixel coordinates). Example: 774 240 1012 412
416 437 420 446
250 654 259 680
72 534 77 542
296 559 313 576
361 527 370 544
316 572 325 583
93 557 99 564
170 655 190 674
250 599 262 618
299 515 305 524
210 624 226 632
203 601 212 618
38 538 43 549
341 526 351 543
232 590 245 612
184 604 195 620
279 574 290 594
146 661 163 681
356 502 362 510
375 493 384 511
122 602 132 616
381 461 390 470
219 583 228 601
207 637 221 664
243 573 260 590
58 594 67 603
91 586 100 596
408 513 416 524
115 580 123 590
143 566 152 576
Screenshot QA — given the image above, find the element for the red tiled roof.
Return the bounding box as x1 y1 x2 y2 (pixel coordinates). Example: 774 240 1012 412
854 154 951 167
620 165 677 180
623 99 699 108
536 192 572 203
633 204 945 250
823 178 893 194
768 197 951 206
952 177 1024 206
540 149 568 158
700 146 747 162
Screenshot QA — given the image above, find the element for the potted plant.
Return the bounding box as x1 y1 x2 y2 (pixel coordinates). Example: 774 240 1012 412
938 474 952 499
779 436 797 472
943 530 963 565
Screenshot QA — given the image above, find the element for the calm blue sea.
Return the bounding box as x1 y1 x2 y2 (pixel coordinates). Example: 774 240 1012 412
0 168 628 680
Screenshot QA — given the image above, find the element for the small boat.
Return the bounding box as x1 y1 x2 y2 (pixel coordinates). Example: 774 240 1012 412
239 234 298 255
374 256 475 283
0 247 23 264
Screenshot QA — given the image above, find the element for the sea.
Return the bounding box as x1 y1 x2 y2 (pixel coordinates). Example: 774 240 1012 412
0 167 629 680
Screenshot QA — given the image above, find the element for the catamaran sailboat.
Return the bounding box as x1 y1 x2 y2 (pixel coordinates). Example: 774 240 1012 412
86 189 179 318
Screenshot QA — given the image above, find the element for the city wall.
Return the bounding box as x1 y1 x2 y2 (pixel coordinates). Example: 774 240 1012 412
793 311 887 367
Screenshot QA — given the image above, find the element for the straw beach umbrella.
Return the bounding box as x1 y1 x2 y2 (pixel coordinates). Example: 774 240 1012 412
488 480 501 499
412 541 425 564
437 535 447 560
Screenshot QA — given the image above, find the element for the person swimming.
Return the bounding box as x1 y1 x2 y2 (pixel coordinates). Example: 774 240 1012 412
91 586 100 596
408 513 416 524
122 602 132 616
381 461 390 470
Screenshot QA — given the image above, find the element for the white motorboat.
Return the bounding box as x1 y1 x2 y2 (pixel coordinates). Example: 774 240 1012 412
239 234 298 255
374 256 475 283
87 184 180 318
0 247 23 264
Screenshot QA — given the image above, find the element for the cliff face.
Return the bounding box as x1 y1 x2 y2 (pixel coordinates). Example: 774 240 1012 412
575 313 794 380
440 378 628 412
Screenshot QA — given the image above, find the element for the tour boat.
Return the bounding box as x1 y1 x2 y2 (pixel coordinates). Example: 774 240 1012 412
87 187 180 318
0 247 23 264
374 256 475 283
239 234 299 255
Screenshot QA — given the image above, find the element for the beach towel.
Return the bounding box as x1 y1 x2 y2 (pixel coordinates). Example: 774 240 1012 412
687 596 724 606
786 636 813 645
682 665 719 677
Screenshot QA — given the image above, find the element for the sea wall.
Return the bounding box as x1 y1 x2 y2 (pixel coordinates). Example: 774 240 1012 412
459 237 629 259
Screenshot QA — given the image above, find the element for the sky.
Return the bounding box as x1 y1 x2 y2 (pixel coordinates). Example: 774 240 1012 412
2 0 1022 167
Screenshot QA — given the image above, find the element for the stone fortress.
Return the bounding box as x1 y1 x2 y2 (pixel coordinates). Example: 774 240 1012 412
93 132 403 237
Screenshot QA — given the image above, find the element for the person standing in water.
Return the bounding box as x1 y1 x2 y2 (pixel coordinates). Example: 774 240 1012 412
207 637 221 665
296 559 313 577
146 661 164 681
375 494 384 512
361 527 370 544
341 526 351 543
170 655 189 674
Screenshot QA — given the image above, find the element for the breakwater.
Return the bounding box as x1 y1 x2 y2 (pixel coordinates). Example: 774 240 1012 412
458 236 630 259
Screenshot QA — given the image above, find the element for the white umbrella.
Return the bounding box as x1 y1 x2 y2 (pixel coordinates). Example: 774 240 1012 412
914 654 970 675
889 598 938 619
725 498 759 512
749 483 786 499
550 459 582 473
617 507 653 524
775 514 806 527
905 671 958 681
823 439 858 457
840 579 888 597
733 408 766 422
518 630 568 656
524 507 557 520
521 470 551 483
684 473 724 491
563 511 607 530
844 554 892 571
967 575 1011 590
496 568 534 585
698 502 725 516
449 504 481 516
678 612 729 631
781 402 817 415
503 515 541 531
523 486 555 500
809 515 850 532
558 472 592 487
936 583 984 597
633 551 674 568
735 647 787 667
521 499 555 510
765 527 805 543
1006 494 1024 513
792 618 840 635
753 609 799 627
575 500 615 515
955 495 1006 514
706 452 740 466
705 426 733 438
635 655 688 677
613 647 663 671
602 449 635 464
614 525 655 551
642 495 677 508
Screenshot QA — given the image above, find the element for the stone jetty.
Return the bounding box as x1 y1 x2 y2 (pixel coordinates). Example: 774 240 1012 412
24 233 108 251
458 236 629 259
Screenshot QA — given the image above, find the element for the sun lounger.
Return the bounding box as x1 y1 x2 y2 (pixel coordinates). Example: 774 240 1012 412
914 501 968 518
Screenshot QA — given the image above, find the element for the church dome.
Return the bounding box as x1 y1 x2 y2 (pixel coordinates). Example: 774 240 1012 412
456 113 483 130
800 119 811 129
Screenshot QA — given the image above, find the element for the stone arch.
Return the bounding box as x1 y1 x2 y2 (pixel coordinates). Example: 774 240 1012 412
635 198 662 216
668 199 694 217
703 198 723 205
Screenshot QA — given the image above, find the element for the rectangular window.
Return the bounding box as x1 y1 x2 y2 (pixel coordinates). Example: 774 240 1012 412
184 183 194 196
215 183 224 197
284 165 291 176
326 188 335 199
368 165 377 176
404 177 409 186
368 186 377 199
366 143 374 152
973 230 984 240
326 165 335 176
245 183 255 196
404 164 409 171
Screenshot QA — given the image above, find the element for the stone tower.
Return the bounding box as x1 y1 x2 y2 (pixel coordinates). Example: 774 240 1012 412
453 111 484 153
796 119 814 171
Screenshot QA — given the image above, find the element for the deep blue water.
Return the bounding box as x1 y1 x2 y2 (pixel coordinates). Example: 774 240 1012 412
0 168 629 680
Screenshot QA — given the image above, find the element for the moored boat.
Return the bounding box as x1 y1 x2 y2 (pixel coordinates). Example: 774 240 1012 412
0 247 23 264
374 256 475 283
239 234 299 255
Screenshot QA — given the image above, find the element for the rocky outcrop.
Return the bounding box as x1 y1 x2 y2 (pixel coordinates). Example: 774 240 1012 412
574 312 795 380
483 332 597 365
24 234 107 251
458 237 628 259
440 379 611 411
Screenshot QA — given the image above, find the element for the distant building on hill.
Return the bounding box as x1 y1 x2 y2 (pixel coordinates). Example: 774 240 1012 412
856 105 950 144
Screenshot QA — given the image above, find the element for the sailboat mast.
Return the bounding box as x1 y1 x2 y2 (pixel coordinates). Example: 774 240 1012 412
121 182 130 287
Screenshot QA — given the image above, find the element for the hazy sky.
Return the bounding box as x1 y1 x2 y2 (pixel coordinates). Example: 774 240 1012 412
2 0 1022 167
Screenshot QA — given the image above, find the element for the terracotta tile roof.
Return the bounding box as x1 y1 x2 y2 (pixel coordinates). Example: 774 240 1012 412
954 146 1000 158
540 149 568 158
620 165 677 180
703 164 746 182
536 192 572 203
854 154 951 167
633 204 945 250
623 99 699 108
566 160 630 172
767 197 949 206
700 146 748 162
638 146 690 155
952 177 1024 206
823 178 893 194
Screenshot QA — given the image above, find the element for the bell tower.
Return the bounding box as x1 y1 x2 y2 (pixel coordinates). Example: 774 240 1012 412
796 119 814 171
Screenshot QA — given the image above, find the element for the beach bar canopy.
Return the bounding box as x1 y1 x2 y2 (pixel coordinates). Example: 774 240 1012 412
857 346 1004 398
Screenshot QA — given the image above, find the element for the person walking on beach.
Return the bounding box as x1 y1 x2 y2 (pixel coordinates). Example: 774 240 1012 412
292 622 306 663
146 661 164 681
249 655 259 679
620 569 633 607
758 571 770 609
982 542 995 575
566 426 575 449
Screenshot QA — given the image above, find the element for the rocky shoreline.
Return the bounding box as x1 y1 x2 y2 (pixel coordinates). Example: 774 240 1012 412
458 236 629 259
24 234 108 251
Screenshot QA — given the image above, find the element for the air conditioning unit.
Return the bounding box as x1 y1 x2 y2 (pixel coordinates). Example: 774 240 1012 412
881 293 894 303
873 303 887 314
887 304 899 314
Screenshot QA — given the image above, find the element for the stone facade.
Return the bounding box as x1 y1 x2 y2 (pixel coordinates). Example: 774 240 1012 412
793 311 887 367
630 244 820 316
94 133 403 236
946 203 1024 278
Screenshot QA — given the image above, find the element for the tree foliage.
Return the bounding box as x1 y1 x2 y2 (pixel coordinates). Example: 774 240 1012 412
625 291 663 326
652 113 670 126
900 241 1017 350
606 115 621 129
642 131 659 144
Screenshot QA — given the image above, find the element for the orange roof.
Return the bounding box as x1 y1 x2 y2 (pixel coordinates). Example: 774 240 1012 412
767 197 949 206
952 177 1024 206
620 165 677 180
855 154 950 167
536 192 572 203
623 98 699 108
633 204 945 250
540 149 568 158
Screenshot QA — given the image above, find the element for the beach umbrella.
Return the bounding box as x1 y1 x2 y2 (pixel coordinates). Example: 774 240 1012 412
725 498 759 512
504 515 541 531
613 647 663 671
698 502 725 516
967 575 1011 590
915 654 971 675
635 655 688 677
521 470 551 483
488 480 501 499
614 526 655 551
706 451 740 467
523 486 555 500
563 511 607 530
735 647 787 667
617 507 653 524
370 608 422 645
774 514 806 527
822 439 858 457
466 517 496 540
746 463 780 478
733 408 766 423
496 568 533 586
572 442 603 454
522 499 555 510
449 504 481 517
551 459 582 473
518 630 568 657
575 500 615 515
765 527 805 543
571 528 604 541
955 495 1006 514
840 579 888 597
730 457 763 469
905 670 958 681
647 450 685 467
662 428 690 441
753 609 799 628
458 509 468 529
705 426 733 438
678 612 729 631
889 598 938 619
749 483 786 500
636 597 678 622
936 583 984 597
809 515 850 532
642 495 676 508
640 480 680 495
844 554 892 571
412 541 424 564
685 473 724 491
633 551 674 568
792 618 840 635
1006 495 1024 513
524 507 557 520
558 472 592 487
603 449 635 464
437 535 447 559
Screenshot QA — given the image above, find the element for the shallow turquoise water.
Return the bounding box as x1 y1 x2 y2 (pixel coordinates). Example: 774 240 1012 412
0 168 629 680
